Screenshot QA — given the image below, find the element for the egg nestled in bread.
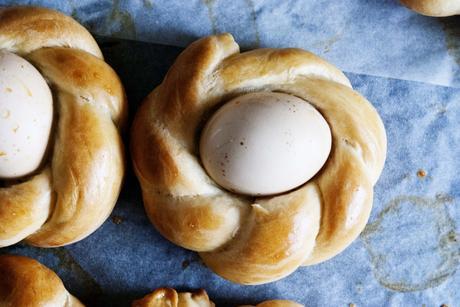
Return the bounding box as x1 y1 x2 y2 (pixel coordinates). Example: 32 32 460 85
0 51 52 179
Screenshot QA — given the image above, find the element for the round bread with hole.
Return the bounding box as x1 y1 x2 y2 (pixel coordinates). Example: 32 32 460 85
0 6 126 247
131 33 386 284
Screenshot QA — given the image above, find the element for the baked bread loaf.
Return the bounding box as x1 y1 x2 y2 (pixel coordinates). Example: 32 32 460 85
132 288 302 307
131 34 386 284
0 256 301 307
0 254 83 306
0 7 126 247
400 0 460 16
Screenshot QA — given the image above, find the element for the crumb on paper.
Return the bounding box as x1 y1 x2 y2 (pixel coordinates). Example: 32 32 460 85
0 151 6 157
182 260 190 269
417 169 426 178
111 215 123 225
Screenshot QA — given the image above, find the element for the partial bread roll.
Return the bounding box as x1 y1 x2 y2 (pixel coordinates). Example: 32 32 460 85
0 254 83 307
0 7 126 247
132 288 303 307
131 34 386 284
132 288 214 307
0 258 301 307
400 0 460 16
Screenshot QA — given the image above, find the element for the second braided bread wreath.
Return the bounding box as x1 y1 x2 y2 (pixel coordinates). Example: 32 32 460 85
0 6 126 248
132 34 387 284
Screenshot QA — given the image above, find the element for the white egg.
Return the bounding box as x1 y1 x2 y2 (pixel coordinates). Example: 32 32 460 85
200 92 332 196
0 51 53 179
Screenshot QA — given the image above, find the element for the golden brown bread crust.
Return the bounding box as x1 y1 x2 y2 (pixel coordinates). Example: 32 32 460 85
0 7 126 247
132 288 302 307
132 288 215 307
400 0 460 16
0 254 84 307
252 302 303 307
0 259 300 307
0 6 102 57
131 34 386 284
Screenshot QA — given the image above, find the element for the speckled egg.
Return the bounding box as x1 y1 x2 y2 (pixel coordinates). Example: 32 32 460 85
0 51 53 179
200 92 332 196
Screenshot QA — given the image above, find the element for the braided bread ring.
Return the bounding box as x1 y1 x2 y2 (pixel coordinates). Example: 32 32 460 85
0 7 126 247
400 0 460 16
132 34 386 284
0 254 83 306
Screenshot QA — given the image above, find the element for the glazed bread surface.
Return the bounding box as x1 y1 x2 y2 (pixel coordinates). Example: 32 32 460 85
0 254 83 307
131 34 386 284
400 0 460 16
0 6 126 247
132 288 302 307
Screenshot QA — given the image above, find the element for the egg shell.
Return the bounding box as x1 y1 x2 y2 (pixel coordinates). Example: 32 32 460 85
200 92 332 196
0 51 53 179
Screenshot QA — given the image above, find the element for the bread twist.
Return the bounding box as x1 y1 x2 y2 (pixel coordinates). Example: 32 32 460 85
0 254 83 307
0 7 126 247
132 34 386 284
400 0 460 16
132 288 303 307
0 257 302 307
